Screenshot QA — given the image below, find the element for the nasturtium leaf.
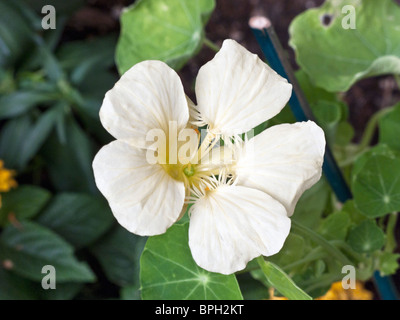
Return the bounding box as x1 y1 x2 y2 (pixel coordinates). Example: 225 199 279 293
352 154 400 217
269 233 306 268
140 223 243 300
295 69 352 145
296 70 339 104
37 193 114 248
311 100 342 126
90 226 146 287
377 252 400 276
289 0 400 92
318 211 351 241
257 257 312 300
0 221 96 283
310 100 342 145
0 185 51 226
379 103 400 151
352 144 400 177
342 200 366 224
292 178 330 229
335 121 354 146
346 220 385 253
116 0 216 74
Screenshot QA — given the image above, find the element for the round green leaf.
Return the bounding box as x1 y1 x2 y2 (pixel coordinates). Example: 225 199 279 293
318 211 351 241
379 103 400 151
347 220 385 253
377 252 400 276
289 0 400 92
140 223 243 300
269 233 306 267
116 0 215 74
352 144 400 177
352 154 400 217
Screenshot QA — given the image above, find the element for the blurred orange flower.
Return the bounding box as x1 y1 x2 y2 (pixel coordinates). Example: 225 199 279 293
317 281 373 300
0 160 17 207
269 281 373 300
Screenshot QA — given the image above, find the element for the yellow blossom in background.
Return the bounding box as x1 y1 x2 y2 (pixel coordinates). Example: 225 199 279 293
268 288 288 300
317 281 373 300
269 281 373 300
0 160 17 207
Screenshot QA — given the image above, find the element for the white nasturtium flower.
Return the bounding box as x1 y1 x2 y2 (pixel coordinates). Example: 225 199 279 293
93 39 326 275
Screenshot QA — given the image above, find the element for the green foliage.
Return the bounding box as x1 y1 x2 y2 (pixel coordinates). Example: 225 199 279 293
257 257 312 300
0 0 399 301
379 103 400 150
90 226 147 287
116 0 215 74
0 185 51 226
0 221 96 282
318 211 351 241
37 193 114 248
140 223 243 300
289 0 400 92
0 1 34 67
347 220 386 253
352 154 400 217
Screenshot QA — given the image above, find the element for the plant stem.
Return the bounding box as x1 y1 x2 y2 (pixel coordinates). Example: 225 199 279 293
203 38 220 52
331 240 366 263
283 248 326 272
358 107 394 152
384 212 398 253
302 273 343 293
291 220 352 266
256 256 312 300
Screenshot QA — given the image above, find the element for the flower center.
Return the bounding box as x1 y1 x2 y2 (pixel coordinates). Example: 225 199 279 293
183 164 195 177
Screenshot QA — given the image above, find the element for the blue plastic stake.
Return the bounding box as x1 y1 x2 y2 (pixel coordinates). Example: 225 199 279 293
249 16 398 300
250 18 352 203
